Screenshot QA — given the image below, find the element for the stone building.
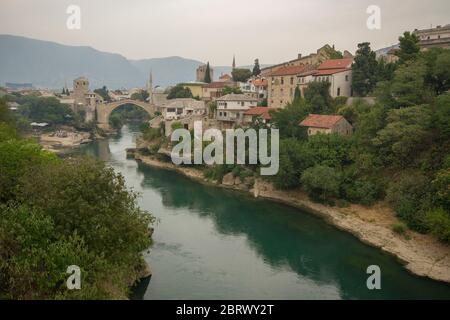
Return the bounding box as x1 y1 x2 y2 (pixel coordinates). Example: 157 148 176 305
414 24 450 50
260 44 349 77
72 77 103 122
299 114 353 136
267 65 312 109
196 64 214 82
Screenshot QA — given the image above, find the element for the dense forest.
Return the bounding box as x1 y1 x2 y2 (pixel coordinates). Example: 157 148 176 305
270 35 450 242
0 99 154 299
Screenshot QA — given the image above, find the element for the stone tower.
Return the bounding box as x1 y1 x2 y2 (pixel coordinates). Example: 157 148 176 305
196 64 214 82
73 76 89 106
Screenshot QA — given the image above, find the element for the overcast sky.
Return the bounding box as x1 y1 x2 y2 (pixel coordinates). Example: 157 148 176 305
0 0 449 65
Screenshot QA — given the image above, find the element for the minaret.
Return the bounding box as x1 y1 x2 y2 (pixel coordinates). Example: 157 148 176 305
147 70 153 104
232 55 236 70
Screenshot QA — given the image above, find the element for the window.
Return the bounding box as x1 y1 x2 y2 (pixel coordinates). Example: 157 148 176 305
290 77 294 85
337 88 341 96
281 77 284 85
241 101 244 106
345 75 349 81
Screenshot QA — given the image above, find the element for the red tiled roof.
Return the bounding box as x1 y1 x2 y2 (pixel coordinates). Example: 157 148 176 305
299 114 345 129
219 73 232 80
318 58 353 70
244 107 274 120
268 65 308 76
204 81 232 89
253 79 268 87
314 68 349 76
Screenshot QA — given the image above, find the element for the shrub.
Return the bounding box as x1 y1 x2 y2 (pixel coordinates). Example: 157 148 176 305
301 165 341 204
424 208 450 243
386 172 431 232
392 223 408 235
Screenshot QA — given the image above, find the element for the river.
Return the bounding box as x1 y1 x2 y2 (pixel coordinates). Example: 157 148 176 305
78 125 450 300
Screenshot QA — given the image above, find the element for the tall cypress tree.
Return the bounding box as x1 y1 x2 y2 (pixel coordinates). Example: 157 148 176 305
204 62 212 83
252 58 261 76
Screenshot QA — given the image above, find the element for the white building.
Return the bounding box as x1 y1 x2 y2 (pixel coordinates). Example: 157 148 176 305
312 58 353 98
239 78 268 100
216 94 258 128
160 98 206 120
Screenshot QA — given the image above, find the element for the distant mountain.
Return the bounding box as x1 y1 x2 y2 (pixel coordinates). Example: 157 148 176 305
0 35 272 90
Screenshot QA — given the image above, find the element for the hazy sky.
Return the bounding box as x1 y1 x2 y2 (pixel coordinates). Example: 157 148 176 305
0 0 449 65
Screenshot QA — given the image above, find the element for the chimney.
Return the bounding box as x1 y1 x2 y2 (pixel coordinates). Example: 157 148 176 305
298 53 302 59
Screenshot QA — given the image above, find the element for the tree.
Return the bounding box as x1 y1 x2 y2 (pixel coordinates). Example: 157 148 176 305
396 31 420 64
232 68 252 82
94 86 111 102
303 81 333 114
376 59 433 108
301 165 341 203
204 62 212 83
372 105 432 166
352 42 378 96
323 45 344 59
270 98 310 139
293 86 301 101
222 86 242 95
252 59 261 76
166 84 193 99
422 48 450 95
130 90 149 102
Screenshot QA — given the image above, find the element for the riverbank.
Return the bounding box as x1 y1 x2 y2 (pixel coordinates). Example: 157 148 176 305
134 152 450 284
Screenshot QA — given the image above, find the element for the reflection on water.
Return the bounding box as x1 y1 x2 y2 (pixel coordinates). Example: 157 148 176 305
79 125 450 300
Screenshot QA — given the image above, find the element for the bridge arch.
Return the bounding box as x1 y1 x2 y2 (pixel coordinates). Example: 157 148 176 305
96 99 156 129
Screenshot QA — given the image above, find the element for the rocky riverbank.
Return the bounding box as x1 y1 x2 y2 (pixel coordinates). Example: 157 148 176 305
134 152 450 284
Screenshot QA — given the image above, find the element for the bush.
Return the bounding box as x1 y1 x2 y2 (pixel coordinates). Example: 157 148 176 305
341 175 382 206
0 155 154 299
301 165 341 204
386 172 431 232
424 208 450 243
392 223 408 235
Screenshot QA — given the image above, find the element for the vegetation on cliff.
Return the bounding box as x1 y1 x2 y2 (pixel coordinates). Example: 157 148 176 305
0 100 154 299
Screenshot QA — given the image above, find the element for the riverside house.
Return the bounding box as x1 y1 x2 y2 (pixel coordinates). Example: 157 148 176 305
300 114 353 136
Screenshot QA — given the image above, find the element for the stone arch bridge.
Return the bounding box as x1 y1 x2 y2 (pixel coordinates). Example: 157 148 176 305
96 99 157 129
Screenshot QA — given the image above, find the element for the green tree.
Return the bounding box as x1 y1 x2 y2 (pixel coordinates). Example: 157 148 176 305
204 62 212 83
167 84 193 99
372 105 432 166
301 165 341 203
222 86 243 95
130 90 149 102
94 86 111 102
270 98 310 139
252 59 261 76
396 31 420 64
352 42 378 96
303 81 333 114
232 68 252 82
